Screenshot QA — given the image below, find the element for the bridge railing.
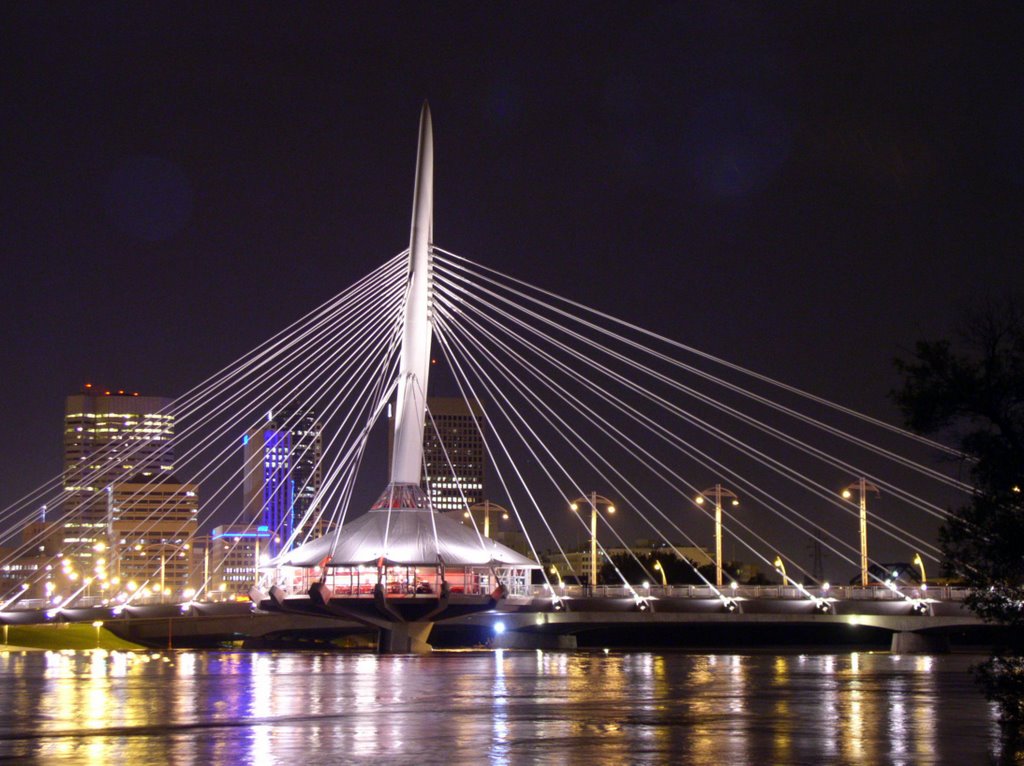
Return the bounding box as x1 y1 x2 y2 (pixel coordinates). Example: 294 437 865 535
531 584 970 602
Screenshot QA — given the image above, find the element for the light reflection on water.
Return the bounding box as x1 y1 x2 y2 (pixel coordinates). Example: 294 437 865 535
0 649 1001 765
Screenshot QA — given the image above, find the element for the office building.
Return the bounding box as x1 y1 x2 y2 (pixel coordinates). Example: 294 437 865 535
211 524 272 596
241 407 323 557
107 473 198 599
61 387 175 574
391 397 486 512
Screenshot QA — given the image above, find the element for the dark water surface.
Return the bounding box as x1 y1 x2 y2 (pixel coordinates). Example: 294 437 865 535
0 649 1007 765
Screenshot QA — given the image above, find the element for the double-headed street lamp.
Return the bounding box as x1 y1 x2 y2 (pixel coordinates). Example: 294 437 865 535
695 484 739 588
570 492 615 590
842 478 880 587
467 501 510 538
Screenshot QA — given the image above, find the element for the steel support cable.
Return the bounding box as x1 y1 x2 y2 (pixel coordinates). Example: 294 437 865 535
0 254 408 525
0 261 407 541
418 389 487 558
433 270 955 523
434 249 965 461
432 308 654 599
435 283 944 568
436 258 973 496
5 284 406 603
432 319 573 589
435 311 672 598
435 256 971 513
434 263 966 514
0 280 406 581
159 309 404 601
140 324 399 605
438 284 942 577
193 293 404 535
436 300 798 593
439 308 880 602
285 300 406 555
20 304 397 608
433 291 873 585
283 277 408 548
321 376 400 564
432 317 591 593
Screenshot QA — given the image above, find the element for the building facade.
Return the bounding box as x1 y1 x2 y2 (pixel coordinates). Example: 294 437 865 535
241 408 323 557
211 524 272 596
419 397 486 512
61 388 175 577
107 473 198 600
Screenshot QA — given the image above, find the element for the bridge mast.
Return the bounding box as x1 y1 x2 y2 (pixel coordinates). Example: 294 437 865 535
390 102 434 486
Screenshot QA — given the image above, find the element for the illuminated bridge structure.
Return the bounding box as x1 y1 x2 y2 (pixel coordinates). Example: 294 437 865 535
0 585 987 655
0 105 987 654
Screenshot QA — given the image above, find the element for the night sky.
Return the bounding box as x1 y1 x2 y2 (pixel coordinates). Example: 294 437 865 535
2 4 1022 573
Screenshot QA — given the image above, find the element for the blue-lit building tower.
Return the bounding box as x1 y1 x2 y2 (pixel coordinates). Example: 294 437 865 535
242 408 323 557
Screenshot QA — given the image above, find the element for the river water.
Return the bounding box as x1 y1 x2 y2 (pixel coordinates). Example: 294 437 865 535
0 649 1008 765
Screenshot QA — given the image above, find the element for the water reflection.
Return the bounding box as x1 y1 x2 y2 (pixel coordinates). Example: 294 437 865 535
0 650 1002 764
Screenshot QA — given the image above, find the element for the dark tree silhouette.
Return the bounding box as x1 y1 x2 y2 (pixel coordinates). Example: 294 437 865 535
893 295 1024 731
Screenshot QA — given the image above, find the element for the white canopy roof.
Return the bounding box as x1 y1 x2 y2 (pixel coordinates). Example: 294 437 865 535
274 483 540 569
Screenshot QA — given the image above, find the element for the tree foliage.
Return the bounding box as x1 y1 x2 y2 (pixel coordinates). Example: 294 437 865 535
893 295 1024 728
599 552 741 586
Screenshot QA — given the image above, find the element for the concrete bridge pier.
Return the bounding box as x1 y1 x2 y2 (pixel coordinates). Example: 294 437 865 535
378 621 434 654
890 631 950 653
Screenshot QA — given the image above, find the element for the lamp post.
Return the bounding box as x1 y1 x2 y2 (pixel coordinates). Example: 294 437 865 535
570 492 615 591
696 485 739 588
549 565 563 587
652 559 667 587
773 555 788 587
468 501 510 538
912 553 926 586
842 478 880 587
92 620 103 648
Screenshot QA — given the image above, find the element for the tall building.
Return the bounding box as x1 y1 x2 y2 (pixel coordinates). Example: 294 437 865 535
241 407 323 557
61 387 175 574
108 473 199 599
420 397 486 512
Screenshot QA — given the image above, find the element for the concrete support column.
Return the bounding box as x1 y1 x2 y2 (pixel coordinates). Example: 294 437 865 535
890 631 950 653
378 621 434 654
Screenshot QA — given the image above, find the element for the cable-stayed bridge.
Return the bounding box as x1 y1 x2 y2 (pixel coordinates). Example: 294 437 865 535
0 105 983 652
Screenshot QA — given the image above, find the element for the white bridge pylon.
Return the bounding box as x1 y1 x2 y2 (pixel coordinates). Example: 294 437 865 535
391 101 434 486
276 103 538 597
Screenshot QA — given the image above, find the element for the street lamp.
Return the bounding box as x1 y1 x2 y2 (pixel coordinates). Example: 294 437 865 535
842 478 880 587
92 620 104 648
468 501 511 538
773 555 788 587
570 492 615 591
652 559 667 587
695 485 739 588
548 565 563 588
912 553 926 586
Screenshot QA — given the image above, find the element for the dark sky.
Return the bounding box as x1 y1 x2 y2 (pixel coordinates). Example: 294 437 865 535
2 3 1021 577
